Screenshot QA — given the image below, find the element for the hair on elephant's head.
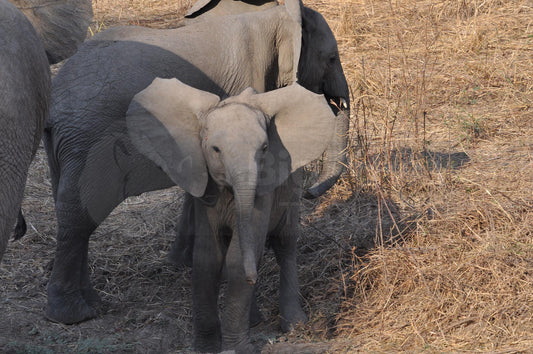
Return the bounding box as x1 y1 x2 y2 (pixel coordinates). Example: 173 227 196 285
10 0 93 64
126 78 335 284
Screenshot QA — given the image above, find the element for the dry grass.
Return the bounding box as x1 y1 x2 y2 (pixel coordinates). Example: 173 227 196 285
0 0 532 352
319 0 533 351
90 0 193 30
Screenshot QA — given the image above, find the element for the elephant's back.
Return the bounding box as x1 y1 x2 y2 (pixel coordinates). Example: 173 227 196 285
49 37 154 129
87 25 158 41
49 27 226 132
48 6 288 135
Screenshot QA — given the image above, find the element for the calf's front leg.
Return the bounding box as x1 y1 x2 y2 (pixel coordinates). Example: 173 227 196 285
192 200 224 352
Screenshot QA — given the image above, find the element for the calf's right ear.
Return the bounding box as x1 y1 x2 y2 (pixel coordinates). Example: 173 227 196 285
126 78 220 197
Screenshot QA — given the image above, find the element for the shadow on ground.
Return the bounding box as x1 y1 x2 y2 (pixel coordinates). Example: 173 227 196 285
0 147 467 353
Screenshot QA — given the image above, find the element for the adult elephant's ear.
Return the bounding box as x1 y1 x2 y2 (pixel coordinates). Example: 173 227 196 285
126 78 220 197
185 0 277 19
284 0 303 24
249 84 335 195
276 0 303 87
11 0 93 64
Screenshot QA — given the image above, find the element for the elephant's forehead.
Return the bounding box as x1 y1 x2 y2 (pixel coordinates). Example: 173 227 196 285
205 104 267 144
207 103 267 130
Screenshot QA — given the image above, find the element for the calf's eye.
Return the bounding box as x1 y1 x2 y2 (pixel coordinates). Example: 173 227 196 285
212 146 220 153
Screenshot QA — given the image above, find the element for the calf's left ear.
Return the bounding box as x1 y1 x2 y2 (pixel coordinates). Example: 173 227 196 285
249 84 336 194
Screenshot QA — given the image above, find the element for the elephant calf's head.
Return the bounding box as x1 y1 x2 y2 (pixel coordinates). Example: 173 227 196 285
126 77 335 283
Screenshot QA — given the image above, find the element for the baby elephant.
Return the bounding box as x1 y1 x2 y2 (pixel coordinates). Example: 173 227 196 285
126 78 336 353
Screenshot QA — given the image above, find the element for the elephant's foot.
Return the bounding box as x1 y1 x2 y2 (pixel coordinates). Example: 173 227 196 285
249 298 264 327
235 342 257 354
194 331 222 354
280 306 307 332
46 286 98 324
82 287 106 313
167 245 193 268
223 337 257 354
167 238 193 268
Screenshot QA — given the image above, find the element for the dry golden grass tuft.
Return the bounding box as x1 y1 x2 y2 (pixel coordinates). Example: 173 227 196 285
90 0 193 30
315 0 533 351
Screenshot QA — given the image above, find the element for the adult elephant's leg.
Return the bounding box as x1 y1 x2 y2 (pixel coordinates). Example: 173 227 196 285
168 192 194 267
192 200 224 352
0 157 30 262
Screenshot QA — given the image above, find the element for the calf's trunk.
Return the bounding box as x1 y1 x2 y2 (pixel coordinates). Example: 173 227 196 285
233 181 259 285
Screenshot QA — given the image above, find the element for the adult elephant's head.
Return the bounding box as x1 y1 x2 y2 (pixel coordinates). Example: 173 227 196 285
9 0 93 64
186 0 350 198
297 5 350 198
126 78 336 284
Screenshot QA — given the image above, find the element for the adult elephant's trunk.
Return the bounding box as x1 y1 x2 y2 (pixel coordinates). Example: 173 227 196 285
233 179 259 285
304 98 350 199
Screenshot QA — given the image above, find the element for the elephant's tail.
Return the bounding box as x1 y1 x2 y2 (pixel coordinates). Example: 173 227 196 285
42 126 60 202
13 209 27 240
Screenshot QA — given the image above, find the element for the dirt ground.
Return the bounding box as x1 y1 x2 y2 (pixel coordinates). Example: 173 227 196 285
1 0 532 353
0 146 386 353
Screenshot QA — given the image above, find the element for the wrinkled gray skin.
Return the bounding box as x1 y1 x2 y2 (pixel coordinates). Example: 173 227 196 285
0 0 91 263
126 78 336 352
44 0 348 335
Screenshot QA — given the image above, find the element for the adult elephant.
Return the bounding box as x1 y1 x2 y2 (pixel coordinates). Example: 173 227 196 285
0 0 92 263
44 0 349 330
